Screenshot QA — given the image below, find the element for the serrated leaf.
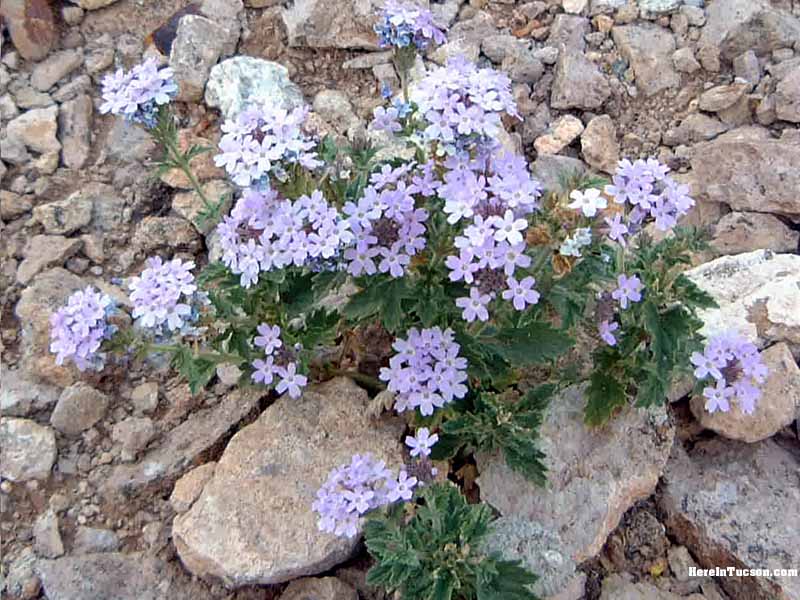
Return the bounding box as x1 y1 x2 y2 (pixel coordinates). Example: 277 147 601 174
481 321 572 366
584 370 627 425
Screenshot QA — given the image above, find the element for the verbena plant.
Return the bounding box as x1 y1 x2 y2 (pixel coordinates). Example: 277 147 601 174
49 2 769 597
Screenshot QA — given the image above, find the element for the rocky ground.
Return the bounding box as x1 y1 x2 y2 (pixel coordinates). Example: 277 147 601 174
1 0 800 599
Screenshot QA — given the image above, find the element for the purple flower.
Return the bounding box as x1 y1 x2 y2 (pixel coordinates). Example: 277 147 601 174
604 214 629 246
598 320 619 346
99 58 177 128
371 106 402 133
374 0 447 50
490 209 528 245
128 257 201 334
690 351 723 381
386 470 418 502
275 362 308 399
405 427 439 458
251 356 276 385
703 379 733 413
611 274 643 309
456 287 491 323
254 323 282 354
501 276 540 311
50 287 116 371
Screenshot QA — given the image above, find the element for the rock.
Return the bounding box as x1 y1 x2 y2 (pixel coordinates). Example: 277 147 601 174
546 14 589 52
680 5 705 26
562 0 587 14
612 25 680 96
683 250 800 346
531 155 587 192
281 577 358 600
169 16 226 103
690 343 800 443
282 0 387 49
775 65 800 123
34 510 64 558
550 50 610 110
0 373 60 417
50 383 109 436
31 49 83 92
112 417 155 461
170 462 217 513
38 553 187 600
130 382 159 414
698 82 749 112
696 45 720 72
476 384 674 564
690 138 800 216
17 235 82 285
0 418 57 481
14 268 86 386
312 89 362 138
580 115 619 173
205 56 305 121
132 216 202 255
503 52 545 85
102 388 261 497
667 546 696 582
733 50 761 87
105 118 156 163
3 547 40 599
32 195 93 236
710 212 799 256
431 12 494 65
534 115 584 155
639 0 680 15
600 574 681 600
199 0 243 56
172 377 404 586
663 113 727 146
6 106 60 154
659 438 800 599
0 0 56 61
160 130 225 188
73 527 120 553
172 180 233 234
672 47 701 73
482 34 529 64
85 47 114 76
480 516 580 599
58 94 93 169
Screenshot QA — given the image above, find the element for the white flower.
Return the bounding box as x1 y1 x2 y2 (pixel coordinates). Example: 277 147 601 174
568 188 607 218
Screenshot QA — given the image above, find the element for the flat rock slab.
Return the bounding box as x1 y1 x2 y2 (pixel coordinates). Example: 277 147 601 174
173 377 404 586
684 250 800 347
659 438 800 600
282 0 386 49
0 418 57 482
612 24 679 96
101 388 261 497
477 384 674 564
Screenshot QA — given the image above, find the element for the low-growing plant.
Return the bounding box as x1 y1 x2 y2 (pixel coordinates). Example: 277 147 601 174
50 1 770 597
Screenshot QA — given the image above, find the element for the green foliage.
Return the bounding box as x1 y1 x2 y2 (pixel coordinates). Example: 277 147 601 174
364 483 539 600
432 386 553 485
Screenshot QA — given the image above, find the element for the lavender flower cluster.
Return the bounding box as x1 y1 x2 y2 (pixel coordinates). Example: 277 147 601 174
604 158 695 236
313 453 417 538
214 105 321 188
379 327 468 416
342 163 429 278
691 332 768 414
128 257 205 337
374 0 446 50
217 187 353 288
50 287 116 371
411 56 519 153
99 57 177 128
250 323 308 398
441 150 543 322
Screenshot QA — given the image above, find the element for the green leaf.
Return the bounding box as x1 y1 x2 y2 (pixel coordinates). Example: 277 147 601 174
584 370 627 425
481 321 573 366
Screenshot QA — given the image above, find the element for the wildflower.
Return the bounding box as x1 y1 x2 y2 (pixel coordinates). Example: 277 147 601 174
275 362 308 399
490 209 528 245
692 332 768 415
374 0 446 50
501 276 540 311
50 287 116 371
99 58 178 128
251 356 276 385
405 427 439 458
379 327 468 415
598 320 619 346
456 287 491 323
559 227 592 258
128 257 201 335
604 214 629 246
611 274 643 309
370 106 402 133
386 470 418 502
254 323 282 354
568 188 608 218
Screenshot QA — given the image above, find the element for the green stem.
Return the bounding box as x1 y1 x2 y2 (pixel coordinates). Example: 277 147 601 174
162 134 214 211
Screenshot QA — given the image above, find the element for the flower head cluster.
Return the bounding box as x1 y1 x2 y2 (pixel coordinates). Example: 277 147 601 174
379 327 468 415
250 323 308 398
691 332 768 414
129 257 204 337
342 164 428 278
441 152 542 321
217 188 352 288
374 0 446 50
50 287 116 371
99 58 177 128
214 105 321 188
412 56 518 153
313 453 417 538
559 227 592 257
605 158 694 232
405 427 438 458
